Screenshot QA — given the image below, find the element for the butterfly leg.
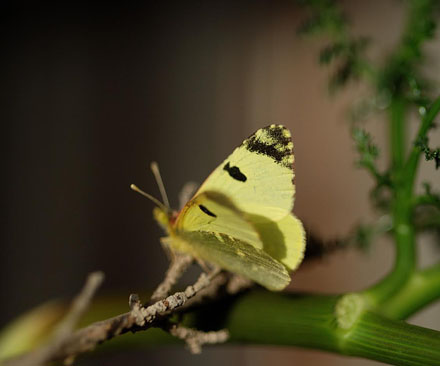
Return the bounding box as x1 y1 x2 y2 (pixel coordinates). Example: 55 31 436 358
178 181 199 210
194 258 222 280
160 237 174 262
194 258 211 273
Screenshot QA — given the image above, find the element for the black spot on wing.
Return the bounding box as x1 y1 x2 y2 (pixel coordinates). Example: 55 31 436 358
223 162 247 182
266 125 291 146
245 136 291 165
243 125 293 168
199 204 217 217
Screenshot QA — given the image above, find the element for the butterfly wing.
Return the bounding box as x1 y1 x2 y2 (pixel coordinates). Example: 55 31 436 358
251 213 305 271
170 190 291 290
167 230 290 291
195 125 295 222
175 191 263 250
164 125 305 291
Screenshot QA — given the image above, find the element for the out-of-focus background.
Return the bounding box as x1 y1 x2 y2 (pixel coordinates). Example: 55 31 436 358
2 1 439 365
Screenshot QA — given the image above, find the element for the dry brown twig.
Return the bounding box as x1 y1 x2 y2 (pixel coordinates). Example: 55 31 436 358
54 272 105 340
166 323 229 354
3 253 249 365
129 268 218 326
5 272 105 366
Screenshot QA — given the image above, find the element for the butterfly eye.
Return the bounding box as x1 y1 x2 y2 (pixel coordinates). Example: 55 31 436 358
223 162 247 182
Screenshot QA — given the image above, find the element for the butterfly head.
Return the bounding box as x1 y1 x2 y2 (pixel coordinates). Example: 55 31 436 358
151 206 169 231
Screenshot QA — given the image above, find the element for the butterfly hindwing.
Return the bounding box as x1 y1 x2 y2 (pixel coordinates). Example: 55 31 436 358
251 213 305 271
195 125 295 222
168 230 290 291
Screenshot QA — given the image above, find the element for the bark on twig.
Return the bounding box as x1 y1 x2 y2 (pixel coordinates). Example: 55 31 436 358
131 271 216 326
167 323 229 354
4 268 236 365
54 272 105 340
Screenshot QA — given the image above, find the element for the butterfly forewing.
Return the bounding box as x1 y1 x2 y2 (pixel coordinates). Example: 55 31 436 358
175 191 263 250
195 125 295 221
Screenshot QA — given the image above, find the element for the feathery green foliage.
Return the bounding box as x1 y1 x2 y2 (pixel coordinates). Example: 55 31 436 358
298 0 440 364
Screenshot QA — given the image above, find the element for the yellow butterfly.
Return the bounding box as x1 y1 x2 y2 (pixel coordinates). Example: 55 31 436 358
133 125 305 291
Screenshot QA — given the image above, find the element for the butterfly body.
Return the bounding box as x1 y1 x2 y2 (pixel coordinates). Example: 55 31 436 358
153 125 305 291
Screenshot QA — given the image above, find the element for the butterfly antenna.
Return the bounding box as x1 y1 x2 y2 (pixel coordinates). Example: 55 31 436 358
130 184 168 212
150 161 170 209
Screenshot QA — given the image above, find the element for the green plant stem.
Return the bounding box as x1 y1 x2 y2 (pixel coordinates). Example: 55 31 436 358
390 97 406 172
366 98 440 308
341 310 440 366
368 96 440 313
225 293 341 352
405 96 440 185
380 263 440 319
364 97 417 305
100 291 440 366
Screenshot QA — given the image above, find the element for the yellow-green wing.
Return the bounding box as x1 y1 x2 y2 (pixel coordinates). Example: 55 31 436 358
168 230 290 291
195 125 295 222
175 191 263 249
168 125 305 289
251 213 306 271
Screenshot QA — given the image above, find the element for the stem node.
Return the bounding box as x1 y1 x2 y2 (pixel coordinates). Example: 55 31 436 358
335 293 366 330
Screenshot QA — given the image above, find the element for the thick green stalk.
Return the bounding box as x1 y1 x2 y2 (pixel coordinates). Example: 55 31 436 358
225 292 341 352
203 291 440 366
341 310 440 366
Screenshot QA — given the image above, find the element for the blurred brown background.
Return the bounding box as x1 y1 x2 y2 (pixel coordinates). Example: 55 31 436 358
2 1 439 365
